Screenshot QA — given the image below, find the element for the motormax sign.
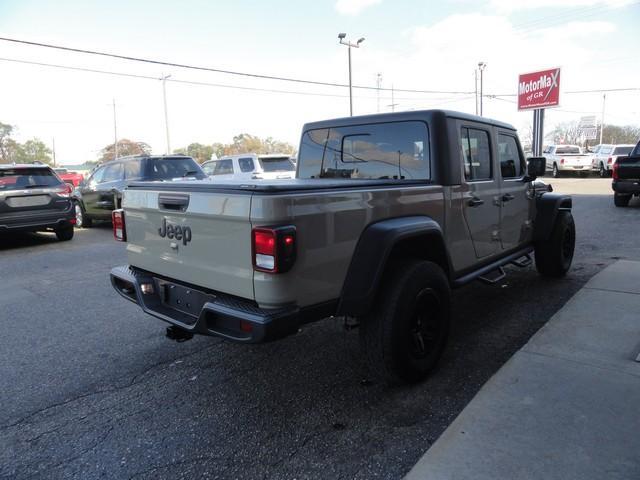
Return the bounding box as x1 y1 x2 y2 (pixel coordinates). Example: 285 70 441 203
518 68 561 110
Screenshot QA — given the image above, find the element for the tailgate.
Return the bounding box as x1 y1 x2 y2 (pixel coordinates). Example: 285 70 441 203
563 155 591 166
123 187 254 300
617 156 640 179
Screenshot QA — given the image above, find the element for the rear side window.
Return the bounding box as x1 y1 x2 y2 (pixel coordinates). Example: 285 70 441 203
297 121 430 180
146 157 205 180
238 157 255 173
124 160 142 180
210 159 234 176
497 134 525 178
460 128 492 181
0 168 62 191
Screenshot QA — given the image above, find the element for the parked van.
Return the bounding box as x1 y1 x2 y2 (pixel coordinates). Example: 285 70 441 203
201 153 296 180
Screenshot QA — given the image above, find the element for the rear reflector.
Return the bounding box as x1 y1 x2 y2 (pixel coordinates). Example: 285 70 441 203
252 226 296 273
112 209 126 242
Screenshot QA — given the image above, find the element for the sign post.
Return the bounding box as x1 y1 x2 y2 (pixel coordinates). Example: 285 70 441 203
518 67 561 156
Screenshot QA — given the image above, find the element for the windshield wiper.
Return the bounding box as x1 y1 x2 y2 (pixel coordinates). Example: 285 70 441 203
22 184 53 189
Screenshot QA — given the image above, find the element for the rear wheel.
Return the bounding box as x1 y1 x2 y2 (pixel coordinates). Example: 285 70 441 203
535 211 575 278
359 260 451 384
599 163 607 178
614 193 631 207
55 225 74 241
552 163 560 178
75 202 92 228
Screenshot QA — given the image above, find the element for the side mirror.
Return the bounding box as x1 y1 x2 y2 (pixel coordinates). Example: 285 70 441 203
525 156 546 180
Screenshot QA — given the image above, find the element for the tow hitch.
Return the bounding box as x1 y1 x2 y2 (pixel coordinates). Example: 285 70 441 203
166 326 194 342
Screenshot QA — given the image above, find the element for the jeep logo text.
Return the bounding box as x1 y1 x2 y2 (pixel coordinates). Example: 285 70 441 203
158 218 192 246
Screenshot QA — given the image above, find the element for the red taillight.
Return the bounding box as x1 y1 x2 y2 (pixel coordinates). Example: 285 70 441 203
54 183 73 197
607 157 613 164
612 162 619 180
252 226 296 273
560 158 565 164
112 209 126 242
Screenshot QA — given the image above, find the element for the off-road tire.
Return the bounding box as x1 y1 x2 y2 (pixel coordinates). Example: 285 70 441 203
535 211 575 278
614 193 631 207
359 260 451 384
55 225 74 241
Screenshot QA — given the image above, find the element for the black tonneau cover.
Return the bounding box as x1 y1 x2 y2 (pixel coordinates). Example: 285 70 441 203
127 178 433 194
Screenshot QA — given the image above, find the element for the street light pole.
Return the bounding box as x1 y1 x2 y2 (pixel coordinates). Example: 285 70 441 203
338 33 365 116
599 93 606 145
478 62 486 116
161 74 171 154
376 73 382 113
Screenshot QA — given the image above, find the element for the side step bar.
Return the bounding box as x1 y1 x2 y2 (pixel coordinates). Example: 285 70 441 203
451 247 534 288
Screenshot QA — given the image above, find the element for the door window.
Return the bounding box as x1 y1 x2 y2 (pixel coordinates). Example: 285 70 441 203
238 157 255 173
497 134 525 178
88 166 106 184
101 163 124 183
211 159 234 175
460 128 492 181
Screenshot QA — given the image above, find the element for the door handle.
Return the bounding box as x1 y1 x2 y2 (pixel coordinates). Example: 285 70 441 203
502 193 515 202
467 197 484 207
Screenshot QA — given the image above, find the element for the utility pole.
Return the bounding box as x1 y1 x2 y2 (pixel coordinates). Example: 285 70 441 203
376 73 382 113
338 33 365 116
478 62 487 116
161 74 171 154
52 137 56 167
387 84 399 112
112 98 118 161
599 93 606 145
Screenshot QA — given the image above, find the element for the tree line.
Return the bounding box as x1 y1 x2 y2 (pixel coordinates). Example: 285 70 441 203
0 122 53 164
546 122 640 147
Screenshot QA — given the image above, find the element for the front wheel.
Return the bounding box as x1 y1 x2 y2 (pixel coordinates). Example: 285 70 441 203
552 163 560 178
359 260 451 384
535 211 575 278
614 193 631 207
55 225 74 241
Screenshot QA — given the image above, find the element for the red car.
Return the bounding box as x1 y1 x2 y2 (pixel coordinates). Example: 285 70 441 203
54 168 85 187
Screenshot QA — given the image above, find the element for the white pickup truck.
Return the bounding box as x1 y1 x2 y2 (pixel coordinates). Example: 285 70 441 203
543 145 592 178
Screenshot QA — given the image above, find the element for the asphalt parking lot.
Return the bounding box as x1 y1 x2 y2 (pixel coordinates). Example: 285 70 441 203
1 178 639 480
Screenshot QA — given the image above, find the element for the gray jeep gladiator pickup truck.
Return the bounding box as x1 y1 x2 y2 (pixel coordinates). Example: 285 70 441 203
110 110 574 383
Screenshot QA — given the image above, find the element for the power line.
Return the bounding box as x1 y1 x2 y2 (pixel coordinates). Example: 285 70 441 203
0 36 474 95
0 56 468 101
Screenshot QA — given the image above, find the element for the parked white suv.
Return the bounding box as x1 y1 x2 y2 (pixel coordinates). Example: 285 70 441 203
201 154 296 180
591 144 635 177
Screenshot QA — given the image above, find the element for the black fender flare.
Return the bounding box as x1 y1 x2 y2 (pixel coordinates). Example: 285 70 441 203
533 192 572 242
337 216 449 317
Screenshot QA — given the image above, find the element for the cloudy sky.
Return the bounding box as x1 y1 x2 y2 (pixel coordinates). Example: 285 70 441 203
0 0 638 164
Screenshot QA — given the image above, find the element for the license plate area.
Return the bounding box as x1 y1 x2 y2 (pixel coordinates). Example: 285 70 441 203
6 195 51 208
158 280 211 318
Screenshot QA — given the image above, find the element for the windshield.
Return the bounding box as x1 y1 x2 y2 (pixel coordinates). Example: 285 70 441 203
0 168 62 191
613 146 633 156
258 157 295 172
555 146 581 154
145 157 206 180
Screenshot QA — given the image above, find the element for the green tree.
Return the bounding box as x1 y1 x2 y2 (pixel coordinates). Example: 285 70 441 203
99 139 151 162
0 122 16 163
13 138 53 164
173 143 214 164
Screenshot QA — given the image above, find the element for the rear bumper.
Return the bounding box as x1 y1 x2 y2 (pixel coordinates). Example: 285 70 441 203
110 265 301 343
612 180 640 195
0 207 75 233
